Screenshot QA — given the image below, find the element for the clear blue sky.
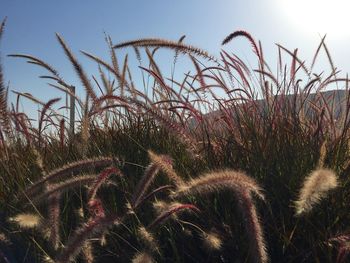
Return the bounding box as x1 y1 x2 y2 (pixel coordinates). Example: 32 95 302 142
1 0 350 118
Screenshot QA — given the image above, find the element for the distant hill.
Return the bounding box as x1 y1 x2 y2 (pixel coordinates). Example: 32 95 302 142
188 89 349 129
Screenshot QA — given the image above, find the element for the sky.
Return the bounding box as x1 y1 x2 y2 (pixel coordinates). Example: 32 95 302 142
1 0 350 119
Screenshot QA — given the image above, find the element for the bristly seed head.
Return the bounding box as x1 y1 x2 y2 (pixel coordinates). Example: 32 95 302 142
201 231 223 251
9 213 41 229
295 168 338 216
137 226 159 252
152 200 167 214
148 150 184 187
173 169 265 201
131 251 154 263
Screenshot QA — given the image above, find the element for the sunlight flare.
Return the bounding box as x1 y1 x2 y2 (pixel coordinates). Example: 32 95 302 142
280 0 350 38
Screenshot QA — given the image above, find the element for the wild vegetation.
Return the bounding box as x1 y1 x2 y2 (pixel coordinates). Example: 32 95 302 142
1 17 350 262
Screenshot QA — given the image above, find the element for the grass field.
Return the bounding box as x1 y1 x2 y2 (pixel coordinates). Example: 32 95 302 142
1 17 350 262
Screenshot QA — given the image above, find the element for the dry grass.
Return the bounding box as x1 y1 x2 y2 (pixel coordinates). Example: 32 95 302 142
131 251 154 263
295 168 338 216
9 213 41 229
174 169 265 201
1 16 350 262
201 231 222 251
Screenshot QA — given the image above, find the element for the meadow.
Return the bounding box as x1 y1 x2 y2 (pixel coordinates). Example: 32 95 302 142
0 17 350 262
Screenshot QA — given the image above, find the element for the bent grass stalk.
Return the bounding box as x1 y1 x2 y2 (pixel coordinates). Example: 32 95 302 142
31 175 101 204
55 214 120 263
148 203 200 229
24 157 114 199
174 169 265 200
131 163 159 209
47 189 61 250
147 150 185 187
88 166 122 201
174 169 267 262
295 168 338 216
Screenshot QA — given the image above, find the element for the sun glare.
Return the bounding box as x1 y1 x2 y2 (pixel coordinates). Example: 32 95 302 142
280 0 350 38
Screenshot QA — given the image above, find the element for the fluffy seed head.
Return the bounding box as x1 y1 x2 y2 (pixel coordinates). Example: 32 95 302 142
132 163 159 208
201 231 222 251
148 150 184 187
100 232 107 246
77 207 85 218
238 190 268 263
318 141 327 168
132 251 154 263
32 148 44 171
82 242 94 263
174 169 265 201
174 170 267 263
137 226 159 252
9 213 41 229
152 200 167 214
42 255 55 263
295 168 338 215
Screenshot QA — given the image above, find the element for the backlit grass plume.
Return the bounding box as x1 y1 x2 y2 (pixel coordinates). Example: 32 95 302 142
148 150 184 187
131 251 154 263
238 189 267 263
201 231 222 251
114 37 216 62
31 175 102 204
174 170 267 263
56 33 97 101
148 203 200 229
9 213 41 229
137 226 159 252
295 168 339 216
47 190 61 250
55 214 120 263
174 169 265 200
0 17 12 141
131 163 159 209
88 167 122 201
24 156 114 199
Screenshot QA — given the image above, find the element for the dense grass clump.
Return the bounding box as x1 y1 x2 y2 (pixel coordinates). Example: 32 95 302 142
1 17 350 262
